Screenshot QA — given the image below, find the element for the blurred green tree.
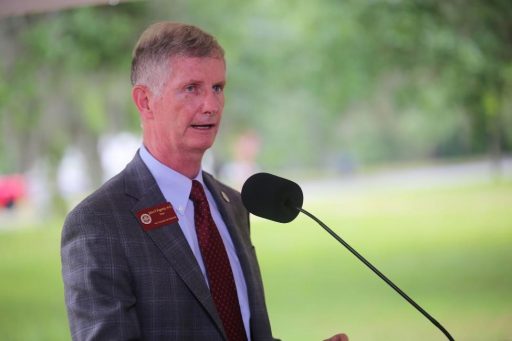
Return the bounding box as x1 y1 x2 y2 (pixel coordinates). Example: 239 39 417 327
0 3 146 209
0 0 510 212
357 0 512 168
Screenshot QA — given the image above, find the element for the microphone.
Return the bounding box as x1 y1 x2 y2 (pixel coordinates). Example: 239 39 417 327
241 172 304 223
241 172 454 341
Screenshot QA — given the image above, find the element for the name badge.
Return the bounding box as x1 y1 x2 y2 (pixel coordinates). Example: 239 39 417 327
136 202 178 231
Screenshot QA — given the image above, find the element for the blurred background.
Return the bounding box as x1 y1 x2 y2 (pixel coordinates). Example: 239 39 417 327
0 0 511 340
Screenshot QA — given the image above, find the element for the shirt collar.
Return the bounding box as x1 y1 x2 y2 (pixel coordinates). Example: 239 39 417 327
139 145 205 214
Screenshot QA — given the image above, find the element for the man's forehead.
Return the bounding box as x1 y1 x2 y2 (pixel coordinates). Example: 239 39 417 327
165 55 226 83
169 55 225 68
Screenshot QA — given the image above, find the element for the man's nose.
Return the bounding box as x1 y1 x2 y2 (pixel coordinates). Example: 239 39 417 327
202 89 222 114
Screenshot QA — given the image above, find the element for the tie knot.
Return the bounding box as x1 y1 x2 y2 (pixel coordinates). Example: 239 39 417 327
190 180 207 204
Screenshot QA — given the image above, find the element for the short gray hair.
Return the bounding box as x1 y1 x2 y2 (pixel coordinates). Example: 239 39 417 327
131 21 224 93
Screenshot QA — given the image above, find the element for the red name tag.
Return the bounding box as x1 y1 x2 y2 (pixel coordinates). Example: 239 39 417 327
136 202 179 231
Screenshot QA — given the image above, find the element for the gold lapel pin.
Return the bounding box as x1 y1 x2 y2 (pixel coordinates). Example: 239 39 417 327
221 191 230 203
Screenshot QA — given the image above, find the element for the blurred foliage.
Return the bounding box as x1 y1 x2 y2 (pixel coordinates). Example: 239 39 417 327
357 0 512 162
0 0 511 190
0 2 147 188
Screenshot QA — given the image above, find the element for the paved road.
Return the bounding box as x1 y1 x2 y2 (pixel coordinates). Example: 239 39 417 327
301 157 512 198
2 157 511 229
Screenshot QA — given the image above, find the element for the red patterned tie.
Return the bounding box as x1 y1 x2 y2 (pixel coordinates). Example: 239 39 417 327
189 180 248 341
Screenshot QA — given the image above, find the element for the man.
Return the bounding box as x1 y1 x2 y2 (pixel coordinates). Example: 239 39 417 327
61 21 348 341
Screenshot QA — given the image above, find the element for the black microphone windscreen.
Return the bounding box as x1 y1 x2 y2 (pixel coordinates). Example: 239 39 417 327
241 172 303 223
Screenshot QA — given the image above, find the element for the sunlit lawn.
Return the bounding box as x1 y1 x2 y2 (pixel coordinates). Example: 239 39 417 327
0 217 68 341
0 180 510 340
253 180 512 340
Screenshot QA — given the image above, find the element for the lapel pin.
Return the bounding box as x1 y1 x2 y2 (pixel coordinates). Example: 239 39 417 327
221 191 230 203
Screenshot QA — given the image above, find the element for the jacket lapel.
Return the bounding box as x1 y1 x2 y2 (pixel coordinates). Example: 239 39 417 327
204 173 275 340
203 172 252 256
203 173 259 303
124 153 226 338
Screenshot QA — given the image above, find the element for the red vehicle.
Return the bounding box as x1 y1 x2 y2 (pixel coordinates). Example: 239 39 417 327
0 174 26 209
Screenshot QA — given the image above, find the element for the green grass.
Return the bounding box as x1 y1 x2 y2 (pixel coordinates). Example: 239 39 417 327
0 218 68 341
0 180 511 340
252 181 512 340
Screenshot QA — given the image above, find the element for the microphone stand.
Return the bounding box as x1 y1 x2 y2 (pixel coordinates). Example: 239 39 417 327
297 207 455 341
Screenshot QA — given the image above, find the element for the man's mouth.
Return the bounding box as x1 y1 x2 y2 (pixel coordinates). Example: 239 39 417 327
191 124 215 130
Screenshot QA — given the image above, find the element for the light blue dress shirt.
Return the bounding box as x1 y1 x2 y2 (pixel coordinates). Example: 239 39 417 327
139 146 251 340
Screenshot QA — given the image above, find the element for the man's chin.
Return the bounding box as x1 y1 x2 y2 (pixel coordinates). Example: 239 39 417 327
188 141 215 154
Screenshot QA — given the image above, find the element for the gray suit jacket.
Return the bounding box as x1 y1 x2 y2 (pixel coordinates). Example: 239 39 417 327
61 152 276 341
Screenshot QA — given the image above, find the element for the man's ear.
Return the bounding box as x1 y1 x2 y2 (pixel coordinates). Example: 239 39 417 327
132 85 154 120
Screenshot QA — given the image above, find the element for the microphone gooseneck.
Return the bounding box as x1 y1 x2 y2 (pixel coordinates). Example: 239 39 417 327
297 206 454 341
241 172 454 341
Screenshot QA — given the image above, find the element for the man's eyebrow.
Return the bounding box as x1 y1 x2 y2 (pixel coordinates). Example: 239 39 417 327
180 79 226 86
181 79 202 85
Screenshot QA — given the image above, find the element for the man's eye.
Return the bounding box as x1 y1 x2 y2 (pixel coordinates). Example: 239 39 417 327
185 85 197 92
213 85 223 93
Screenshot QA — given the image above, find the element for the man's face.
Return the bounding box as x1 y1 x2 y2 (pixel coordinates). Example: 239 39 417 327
147 55 226 160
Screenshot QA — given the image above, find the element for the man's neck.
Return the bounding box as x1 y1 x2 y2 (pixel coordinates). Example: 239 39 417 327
143 144 203 179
